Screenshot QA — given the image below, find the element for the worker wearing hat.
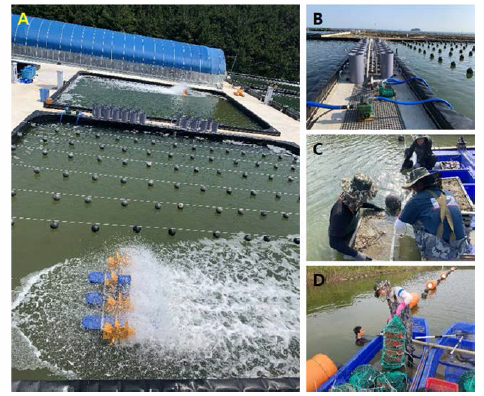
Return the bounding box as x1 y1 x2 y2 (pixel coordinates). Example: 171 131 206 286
329 174 384 260
374 280 415 366
395 167 470 260
400 135 437 171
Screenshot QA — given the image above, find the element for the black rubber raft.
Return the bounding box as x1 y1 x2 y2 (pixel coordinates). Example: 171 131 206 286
46 71 280 136
12 378 300 392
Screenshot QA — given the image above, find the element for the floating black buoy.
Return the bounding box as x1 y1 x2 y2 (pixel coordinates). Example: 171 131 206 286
238 208 244 215
217 169 222 175
148 179 154 187
466 67 474 76
69 140 75 146
288 176 294 182
11 145 16 152
121 199 128 207
146 161 152 168
430 53 434 59
192 146 197 151
215 207 223 214
50 220 59 229
190 154 195 160
151 139 156 145
155 202 162 210
460 55 465 61
99 144 105 150
91 224 100 232
449 51 453 56
459 49 463 54
92 173 99 181
274 164 279 170
241 150 246 156
250 190 257 196
450 61 456 68
397 135 404 142
263 235 271 242
11 218 15 226
174 165 180 171
234 159 239 165
260 210 267 217
122 146 127 153
268 175 275 181
278 154 283 160
225 149 230 154
63 170 69 178
242 172 248 178
134 138 138 143
294 237 300 245
115 137 120 142
11 189 16 197
133 225 141 233
200 185 206 192
291 165 296 171
147 150 152 156
438 57 443 63
255 161 261 167
210 147 214 153
423 50 426 55
95 133 100 139
42 137 48 143
168 228 176 236
283 212 290 219
168 152 173 158
122 159 128 165
42 149 48 156
68 152 74 159
469 51 473 56
177 203 184 210
174 182 180 189
209 156 214 162
262 153 267 158
244 234 252 242
194 167 199 173
173 143 178 148
84 196 92 204
33 167 40 174
276 192 282 199
226 187 233 194
97 155 102 162
213 230 221 238
120 177 127 184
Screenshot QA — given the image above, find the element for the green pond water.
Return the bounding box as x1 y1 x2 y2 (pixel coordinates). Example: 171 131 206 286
307 267 475 368
306 134 475 261
11 121 300 380
57 75 262 130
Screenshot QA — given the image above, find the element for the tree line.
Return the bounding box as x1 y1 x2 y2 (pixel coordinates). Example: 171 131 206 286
12 4 300 81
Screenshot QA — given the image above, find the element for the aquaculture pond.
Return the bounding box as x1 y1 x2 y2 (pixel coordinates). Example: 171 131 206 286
390 41 475 120
11 120 300 380
56 75 263 130
307 267 475 371
306 134 475 261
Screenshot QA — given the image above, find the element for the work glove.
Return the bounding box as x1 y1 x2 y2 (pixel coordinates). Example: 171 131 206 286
355 252 373 261
396 302 407 316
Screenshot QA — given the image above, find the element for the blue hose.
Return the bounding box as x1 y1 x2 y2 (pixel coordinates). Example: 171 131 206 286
375 96 454 110
384 77 430 88
307 101 347 110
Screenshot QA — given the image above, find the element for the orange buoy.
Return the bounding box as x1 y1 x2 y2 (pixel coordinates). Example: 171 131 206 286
409 292 420 309
45 97 52 105
425 280 438 290
306 353 337 392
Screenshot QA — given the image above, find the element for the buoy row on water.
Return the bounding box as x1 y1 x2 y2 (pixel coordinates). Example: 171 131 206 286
421 267 456 299
81 252 134 344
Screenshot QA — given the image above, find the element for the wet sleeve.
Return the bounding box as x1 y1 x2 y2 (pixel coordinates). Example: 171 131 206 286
329 235 358 257
399 197 419 225
399 289 413 305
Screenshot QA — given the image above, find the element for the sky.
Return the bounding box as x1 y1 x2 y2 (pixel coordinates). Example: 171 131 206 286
306 5 475 33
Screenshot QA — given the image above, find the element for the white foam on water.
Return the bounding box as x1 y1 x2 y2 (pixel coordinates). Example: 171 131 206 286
12 236 299 380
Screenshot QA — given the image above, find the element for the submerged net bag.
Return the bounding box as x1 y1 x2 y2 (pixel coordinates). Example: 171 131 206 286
331 384 355 392
381 315 406 370
458 370 475 392
348 364 378 390
375 371 408 392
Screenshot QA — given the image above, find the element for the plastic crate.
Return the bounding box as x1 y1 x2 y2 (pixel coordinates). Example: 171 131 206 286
425 378 458 392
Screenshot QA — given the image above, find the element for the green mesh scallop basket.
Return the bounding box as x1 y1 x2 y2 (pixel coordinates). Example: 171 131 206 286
348 364 379 390
331 384 356 392
375 371 408 392
458 370 475 392
381 315 406 370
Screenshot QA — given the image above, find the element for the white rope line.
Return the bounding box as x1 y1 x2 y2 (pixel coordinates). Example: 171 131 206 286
12 162 300 197
13 188 299 216
11 216 295 239
20 145 299 180
30 132 300 169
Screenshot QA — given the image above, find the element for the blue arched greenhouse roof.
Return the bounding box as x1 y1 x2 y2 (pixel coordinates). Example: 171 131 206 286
11 14 226 75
